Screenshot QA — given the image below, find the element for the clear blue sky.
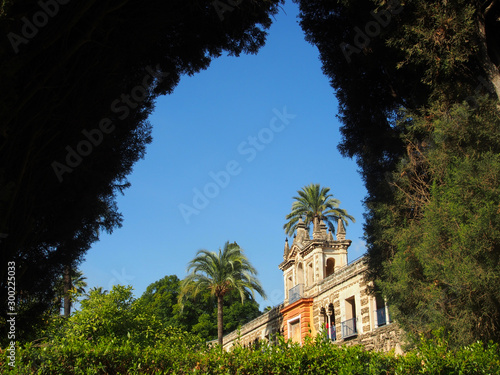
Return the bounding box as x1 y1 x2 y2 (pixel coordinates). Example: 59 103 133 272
80 0 368 310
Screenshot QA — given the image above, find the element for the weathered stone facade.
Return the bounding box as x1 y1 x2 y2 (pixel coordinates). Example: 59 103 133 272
222 303 283 350
222 219 404 353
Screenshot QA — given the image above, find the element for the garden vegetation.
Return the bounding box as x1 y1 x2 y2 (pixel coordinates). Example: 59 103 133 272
2 284 500 374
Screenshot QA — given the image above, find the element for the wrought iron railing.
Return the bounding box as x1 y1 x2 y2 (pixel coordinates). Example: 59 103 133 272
341 317 357 338
288 284 304 304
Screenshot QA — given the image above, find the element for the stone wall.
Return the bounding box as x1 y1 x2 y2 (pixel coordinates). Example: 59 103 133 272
334 322 405 354
222 304 283 350
313 257 370 337
317 257 366 294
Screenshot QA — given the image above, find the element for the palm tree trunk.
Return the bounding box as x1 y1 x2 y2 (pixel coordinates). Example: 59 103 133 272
217 294 224 347
63 264 71 317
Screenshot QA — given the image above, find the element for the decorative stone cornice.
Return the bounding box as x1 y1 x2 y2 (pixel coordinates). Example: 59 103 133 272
280 235 351 270
280 297 314 315
279 258 295 271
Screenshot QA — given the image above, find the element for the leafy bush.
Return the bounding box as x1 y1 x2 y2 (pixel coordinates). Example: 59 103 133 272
2 287 499 374
3 330 500 374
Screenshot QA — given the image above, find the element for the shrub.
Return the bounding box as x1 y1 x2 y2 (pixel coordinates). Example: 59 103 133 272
3 304 500 375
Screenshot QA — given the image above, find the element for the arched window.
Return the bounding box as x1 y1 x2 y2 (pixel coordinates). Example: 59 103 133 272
297 262 304 285
323 303 336 341
325 258 335 277
307 261 314 286
287 274 293 291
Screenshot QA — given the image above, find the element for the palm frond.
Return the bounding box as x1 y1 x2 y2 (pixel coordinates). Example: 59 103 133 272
178 241 266 311
283 183 355 237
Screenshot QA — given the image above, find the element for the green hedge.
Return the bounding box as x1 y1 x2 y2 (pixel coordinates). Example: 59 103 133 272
2 334 500 374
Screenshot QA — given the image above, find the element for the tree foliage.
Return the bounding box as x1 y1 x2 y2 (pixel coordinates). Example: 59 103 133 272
25 285 205 360
179 242 266 346
283 183 355 237
379 99 500 346
0 0 283 342
4 330 500 374
135 275 182 328
295 0 500 346
136 274 261 342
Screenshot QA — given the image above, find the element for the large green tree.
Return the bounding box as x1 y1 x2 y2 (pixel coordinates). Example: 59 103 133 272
0 0 283 343
295 0 500 346
44 285 204 351
136 274 261 341
283 183 354 237
179 242 266 346
136 275 183 328
378 98 500 346
188 289 262 341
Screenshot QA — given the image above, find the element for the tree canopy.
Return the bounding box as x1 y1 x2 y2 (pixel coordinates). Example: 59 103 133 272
283 183 354 237
179 242 266 346
0 0 283 342
136 274 262 342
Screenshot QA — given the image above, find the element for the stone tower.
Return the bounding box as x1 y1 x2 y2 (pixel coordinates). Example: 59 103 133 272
279 218 352 304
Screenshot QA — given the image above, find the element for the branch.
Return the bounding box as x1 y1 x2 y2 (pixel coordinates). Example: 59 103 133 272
483 0 498 16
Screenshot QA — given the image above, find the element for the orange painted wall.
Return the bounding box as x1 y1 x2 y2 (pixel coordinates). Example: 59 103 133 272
281 298 314 344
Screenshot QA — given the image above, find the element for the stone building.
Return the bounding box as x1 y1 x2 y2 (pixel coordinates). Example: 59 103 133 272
221 218 404 353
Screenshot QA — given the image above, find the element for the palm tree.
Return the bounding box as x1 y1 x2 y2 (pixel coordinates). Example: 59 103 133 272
86 286 107 297
179 241 267 347
72 271 88 295
55 268 87 316
283 183 355 237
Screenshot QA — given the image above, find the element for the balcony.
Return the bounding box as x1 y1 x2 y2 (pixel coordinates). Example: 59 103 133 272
288 284 304 304
341 317 357 338
376 307 387 327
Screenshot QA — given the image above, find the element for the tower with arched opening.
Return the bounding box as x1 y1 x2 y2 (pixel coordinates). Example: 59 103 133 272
279 217 351 344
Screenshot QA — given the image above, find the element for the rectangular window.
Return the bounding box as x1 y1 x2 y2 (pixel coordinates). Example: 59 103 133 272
376 295 386 326
345 296 355 320
342 297 357 338
289 319 301 344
